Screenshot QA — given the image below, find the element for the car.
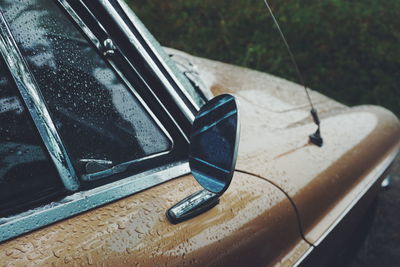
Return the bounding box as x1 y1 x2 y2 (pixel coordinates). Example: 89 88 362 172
0 0 399 266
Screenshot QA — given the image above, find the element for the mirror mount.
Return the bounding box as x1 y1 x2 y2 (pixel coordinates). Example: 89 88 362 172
166 94 240 224
166 189 220 224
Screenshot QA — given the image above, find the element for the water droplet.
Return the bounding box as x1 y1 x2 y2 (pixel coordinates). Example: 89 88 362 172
52 250 60 258
117 222 125 229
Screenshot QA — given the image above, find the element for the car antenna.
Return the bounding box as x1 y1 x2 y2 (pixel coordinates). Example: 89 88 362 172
262 0 323 147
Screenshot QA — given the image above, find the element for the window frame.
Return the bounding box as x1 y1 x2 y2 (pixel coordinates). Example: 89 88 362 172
0 0 203 243
97 0 206 117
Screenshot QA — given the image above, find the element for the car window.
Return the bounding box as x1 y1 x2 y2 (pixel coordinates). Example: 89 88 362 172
1 0 173 178
0 55 64 217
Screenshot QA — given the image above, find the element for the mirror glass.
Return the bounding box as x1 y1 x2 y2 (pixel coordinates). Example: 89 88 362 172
189 94 239 194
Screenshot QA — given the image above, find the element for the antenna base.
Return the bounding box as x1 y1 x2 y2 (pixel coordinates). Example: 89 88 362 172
309 129 323 147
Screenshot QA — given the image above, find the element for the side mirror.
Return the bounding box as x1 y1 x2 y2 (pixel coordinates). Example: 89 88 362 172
167 94 240 224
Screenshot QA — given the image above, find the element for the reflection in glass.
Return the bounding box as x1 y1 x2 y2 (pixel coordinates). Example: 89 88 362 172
1 0 172 177
0 56 63 217
189 94 239 193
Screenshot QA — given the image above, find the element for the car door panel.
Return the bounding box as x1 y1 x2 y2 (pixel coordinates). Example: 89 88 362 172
0 172 308 267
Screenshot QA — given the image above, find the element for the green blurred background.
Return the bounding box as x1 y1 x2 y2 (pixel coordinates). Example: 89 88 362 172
126 0 399 116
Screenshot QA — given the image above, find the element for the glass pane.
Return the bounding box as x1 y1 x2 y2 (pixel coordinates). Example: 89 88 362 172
0 56 63 217
1 0 172 176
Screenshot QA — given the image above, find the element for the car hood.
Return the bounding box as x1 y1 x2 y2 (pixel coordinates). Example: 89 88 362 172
166 48 400 244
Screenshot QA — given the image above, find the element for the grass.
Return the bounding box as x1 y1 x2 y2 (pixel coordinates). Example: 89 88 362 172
126 0 400 116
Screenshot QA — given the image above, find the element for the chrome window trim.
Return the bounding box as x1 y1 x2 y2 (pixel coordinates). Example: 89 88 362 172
116 0 206 112
81 149 171 182
58 0 188 144
0 161 190 243
0 11 79 192
0 0 195 242
57 0 178 176
98 0 201 123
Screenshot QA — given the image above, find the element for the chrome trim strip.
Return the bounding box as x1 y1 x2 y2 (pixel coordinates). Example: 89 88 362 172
59 0 188 144
0 11 79 192
58 0 176 151
292 147 399 266
312 147 399 247
292 245 314 267
0 161 190 243
98 0 196 123
109 56 189 143
60 0 102 50
109 52 189 143
117 0 206 111
81 150 171 181
167 189 219 224
168 190 218 218
0 1 194 243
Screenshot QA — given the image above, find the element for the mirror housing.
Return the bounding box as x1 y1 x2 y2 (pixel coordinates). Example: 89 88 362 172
167 94 240 224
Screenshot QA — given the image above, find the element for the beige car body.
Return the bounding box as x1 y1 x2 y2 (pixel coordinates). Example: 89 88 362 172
1 45 399 266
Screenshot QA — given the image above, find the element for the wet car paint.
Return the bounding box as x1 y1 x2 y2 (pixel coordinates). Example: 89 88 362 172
1 46 399 266
0 172 307 266
170 48 400 245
